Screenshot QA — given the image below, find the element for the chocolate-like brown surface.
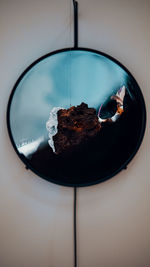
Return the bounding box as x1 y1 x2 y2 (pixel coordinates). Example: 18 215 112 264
53 103 101 154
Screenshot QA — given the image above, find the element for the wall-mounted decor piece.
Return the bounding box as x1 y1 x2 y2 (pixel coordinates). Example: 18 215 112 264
6 1 146 266
7 47 146 187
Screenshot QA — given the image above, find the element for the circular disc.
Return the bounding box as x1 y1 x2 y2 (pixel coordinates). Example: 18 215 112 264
7 48 146 187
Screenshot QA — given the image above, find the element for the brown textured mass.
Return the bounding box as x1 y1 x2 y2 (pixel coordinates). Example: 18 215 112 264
53 102 101 154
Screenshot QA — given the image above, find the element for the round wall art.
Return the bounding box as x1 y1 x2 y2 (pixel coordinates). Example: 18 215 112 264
7 47 146 186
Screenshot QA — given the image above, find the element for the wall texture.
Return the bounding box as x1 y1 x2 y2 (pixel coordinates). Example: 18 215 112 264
0 0 150 267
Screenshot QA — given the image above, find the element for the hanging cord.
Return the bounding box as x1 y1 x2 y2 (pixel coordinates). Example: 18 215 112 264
73 0 78 48
74 187 77 267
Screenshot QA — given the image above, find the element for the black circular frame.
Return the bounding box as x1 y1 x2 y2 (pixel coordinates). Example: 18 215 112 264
7 47 146 187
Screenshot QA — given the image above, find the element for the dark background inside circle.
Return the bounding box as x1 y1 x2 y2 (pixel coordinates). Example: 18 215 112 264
8 49 146 186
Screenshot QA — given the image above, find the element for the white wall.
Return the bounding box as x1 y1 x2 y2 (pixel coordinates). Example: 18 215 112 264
0 0 150 267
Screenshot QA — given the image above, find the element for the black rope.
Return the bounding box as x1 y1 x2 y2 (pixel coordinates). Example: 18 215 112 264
72 0 78 48
74 187 77 267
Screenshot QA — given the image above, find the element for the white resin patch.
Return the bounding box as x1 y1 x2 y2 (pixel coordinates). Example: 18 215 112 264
46 107 62 153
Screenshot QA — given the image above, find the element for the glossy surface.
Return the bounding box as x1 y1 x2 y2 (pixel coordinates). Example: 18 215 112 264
7 48 146 186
